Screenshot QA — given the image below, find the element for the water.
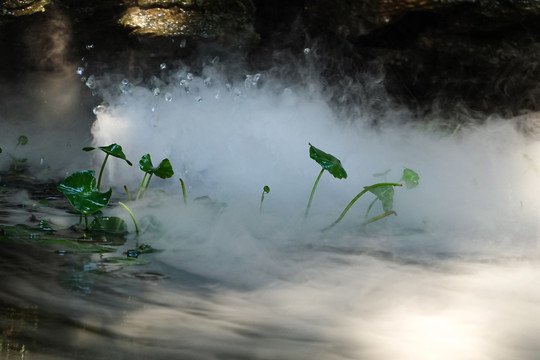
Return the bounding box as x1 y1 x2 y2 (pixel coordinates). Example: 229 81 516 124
1 51 540 359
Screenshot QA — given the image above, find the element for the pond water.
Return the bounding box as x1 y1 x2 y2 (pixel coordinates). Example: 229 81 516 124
1 51 540 360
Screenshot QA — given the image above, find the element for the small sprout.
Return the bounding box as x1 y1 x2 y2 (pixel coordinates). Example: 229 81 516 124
83 143 132 191
260 185 270 214
17 135 28 146
305 143 347 218
179 178 187 205
136 154 174 200
57 170 112 230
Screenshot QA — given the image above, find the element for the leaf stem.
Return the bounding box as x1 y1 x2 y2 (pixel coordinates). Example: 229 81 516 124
118 201 140 234
136 173 148 201
179 178 187 205
363 210 397 225
305 168 325 218
97 153 109 191
124 185 132 202
143 173 153 199
322 182 401 232
84 214 89 230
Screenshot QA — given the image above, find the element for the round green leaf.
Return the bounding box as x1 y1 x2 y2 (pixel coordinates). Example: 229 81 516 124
139 154 154 173
57 170 112 215
401 168 419 189
308 143 347 179
263 185 270 194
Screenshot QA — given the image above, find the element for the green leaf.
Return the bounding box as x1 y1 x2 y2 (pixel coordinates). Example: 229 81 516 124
57 170 112 215
263 185 270 194
17 135 28 146
308 143 347 179
83 143 132 166
367 185 395 212
89 216 128 234
401 168 419 189
139 154 174 178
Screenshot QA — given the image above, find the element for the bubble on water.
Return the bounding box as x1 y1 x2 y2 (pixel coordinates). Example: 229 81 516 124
153 88 161 96
85 75 96 89
304 47 310 55
119 79 133 94
186 73 193 81
76 67 84 76
160 63 167 70
164 92 173 102
121 78 129 86
86 44 94 50
179 79 190 93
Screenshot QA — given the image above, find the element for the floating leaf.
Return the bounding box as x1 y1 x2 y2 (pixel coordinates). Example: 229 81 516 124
139 154 174 178
367 185 395 212
57 170 112 215
89 216 128 234
401 168 419 189
83 143 133 166
263 185 270 194
308 143 347 179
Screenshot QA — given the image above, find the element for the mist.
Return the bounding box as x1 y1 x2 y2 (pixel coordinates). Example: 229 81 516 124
2 43 540 359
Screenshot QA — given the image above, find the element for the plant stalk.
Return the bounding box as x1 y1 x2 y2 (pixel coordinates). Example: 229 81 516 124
97 153 109 191
118 201 140 234
179 178 187 205
84 214 89 230
135 173 148 201
305 168 325 218
322 182 401 232
124 185 132 202
363 210 397 225
142 173 154 199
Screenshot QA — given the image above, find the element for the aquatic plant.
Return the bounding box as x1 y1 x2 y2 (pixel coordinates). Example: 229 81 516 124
83 143 132 191
118 201 140 234
179 178 187 205
6 135 29 171
136 154 174 200
260 185 270 214
305 143 347 218
322 168 419 231
57 170 112 230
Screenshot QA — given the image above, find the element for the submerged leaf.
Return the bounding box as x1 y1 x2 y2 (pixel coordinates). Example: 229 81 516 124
57 170 112 215
17 135 28 146
89 216 128 234
308 143 347 179
367 185 395 212
401 168 419 189
83 143 132 166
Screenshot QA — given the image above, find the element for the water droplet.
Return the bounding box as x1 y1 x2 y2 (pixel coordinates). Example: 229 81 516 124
304 48 310 55
151 106 156 112
153 87 161 96
164 92 173 102
76 67 84 75
121 78 129 85
93 105 105 115
85 75 96 89
119 79 132 94
127 250 139 258
179 39 187 48
253 73 261 83
186 73 193 81
160 63 167 70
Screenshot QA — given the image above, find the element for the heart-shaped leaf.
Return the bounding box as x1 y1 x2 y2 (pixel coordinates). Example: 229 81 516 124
367 185 395 212
139 154 174 179
401 168 419 189
83 143 132 166
309 143 347 179
57 170 112 215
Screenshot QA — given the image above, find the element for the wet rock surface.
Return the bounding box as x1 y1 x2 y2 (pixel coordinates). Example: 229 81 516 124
0 0 540 120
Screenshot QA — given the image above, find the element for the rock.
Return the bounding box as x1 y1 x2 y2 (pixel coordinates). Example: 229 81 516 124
1 0 51 16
